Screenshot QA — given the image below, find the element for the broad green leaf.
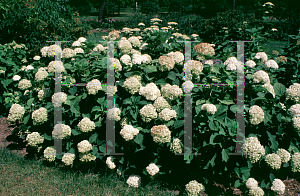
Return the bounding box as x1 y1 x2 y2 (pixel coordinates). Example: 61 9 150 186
99 146 106 153
165 120 174 127
215 104 228 115
174 120 184 129
27 98 34 107
43 133 52 141
71 129 81 136
167 71 177 81
222 149 229 162
134 133 144 145
89 133 99 144
273 83 286 96
22 114 30 125
234 180 241 188
196 99 206 106
145 65 157 73
137 100 148 105
155 79 167 86
68 148 75 154
92 146 98 155
288 141 299 153
269 173 275 182
70 106 80 114
219 99 235 105
68 86 77 96
91 106 101 112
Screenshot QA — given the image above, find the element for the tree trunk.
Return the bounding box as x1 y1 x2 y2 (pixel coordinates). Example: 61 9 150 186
98 0 106 22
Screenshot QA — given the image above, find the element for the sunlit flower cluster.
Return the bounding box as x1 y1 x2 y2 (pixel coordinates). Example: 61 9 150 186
246 60 256 68
86 79 102 95
120 125 139 141
77 140 92 153
62 48 76 58
93 44 105 52
140 104 158 123
271 179 285 195
161 84 183 100
265 59 279 69
151 125 171 143
118 39 132 54
44 146 56 162
242 137 265 163
158 108 177 121
286 83 300 103
246 178 259 190
276 148 291 163
146 163 160 176
249 105 265 125
26 132 44 147
106 156 116 169
35 69 48 81
123 75 142 95
18 79 32 90
47 61 65 73
182 81 194 93
52 123 72 139
32 107 48 125
7 104 25 124
265 153 282 170
253 70 270 84
120 54 132 66
158 56 175 71
128 36 141 47
107 108 121 121
139 83 161 101
170 138 183 154
74 47 84 54
47 44 62 57
167 51 184 65
153 97 171 112
262 83 275 98
126 175 141 188
201 104 217 115
185 180 205 196
255 52 268 63
77 117 96 132
52 92 67 107
62 153 75 166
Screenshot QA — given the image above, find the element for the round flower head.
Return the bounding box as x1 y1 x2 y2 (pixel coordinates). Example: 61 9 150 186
33 55 41 60
158 56 175 71
158 108 177 121
62 48 76 58
170 138 183 154
253 70 270 84
255 52 268 63
265 153 282 170
242 137 265 163
185 180 205 196
246 178 258 190
32 107 48 125
289 104 300 117
265 59 279 69
141 54 152 64
126 175 141 188
13 75 21 81
128 36 141 48
140 104 158 123
286 83 300 103
201 104 217 115
276 148 291 163
18 79 32 90
120 124 139 141
77 37 87 43
153 97 171 113
193 43 215 60
167 51 184 65
249 105 265 125
40 46 49 57
146 163 159 176
271 179 285 195
25 65 34 72
262 83 275 98
26 132 44 147
105 85 118 97
44 146 56 162
131 54 143 65
47 44 62 57
79 153 96 162
139 83 161 101
151 125 171 143
108 30 120 40
182 81 194 94
161 84 183 101
52 92 67 107
292 116 300 132
74 47 84 54
93 44 105 52
47 61 65 73
107 108 121 121
184 60 203 79
246 60 256 68
109 58 122 72
106 156 116 169
77 117 95 132
72 41 81 47
7 104 25 124
35 70 48 81
52 123 72 139
204 60 214 66
249 187 264 196
120 54 132 66
62 153 75 166
123 75 142 95
118 39 132 54
77 140 92 153
86 79 102 95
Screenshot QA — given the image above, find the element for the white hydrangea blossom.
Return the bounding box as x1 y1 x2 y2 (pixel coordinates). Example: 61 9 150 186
289 104 300 117
74 47 84 54
201 104 217 115
185 180 205 196
265 153 282 170
105 85 118 97
128 36 141 47
52 123 72 139
249 105 265 125
167 51 184 65
262 83 275 98
62 153 75 166
182 81 194 94
170 138 183 154
62 48 76 58
72 41 81 47
120 124 139 141
109 58 122 72
276 148 291 163
86 79 102 95
153 97 171 113
32 107 48 125
255 52 268 63
140 104 158 123
25 65 34 72
107 108 121 121
292 116 300 132
26 132 44 147
106 156 116 169
40 46 49 57
13 75 21 81
123 75 142 95
265 59 279 69
146 163 160 176
47 61 65 73
249 187 264 196
204 60 214 66
77 37 87 43
139 83 161 101
77 140 92 153
52 92 67 107
291 152 300 172
38 88 50 101
242 137 265 164
93 44 105 52
7 104 25 124
158 108 177 121
118 39 132 54
120 54 132 66
161 84 183 100
44 146 56 162
141 54 152 64
126 175 141 188
253 70 270 84
246 178 259 190
47 44 62 57
184 60 203 79
224 57 240 71
18 79 32 90
132 54 143 65
158 56 175 71
77 117 96 132
130 49 141 55
79 153 96 162
246 60 256 68
286 83 300 103
271 179 285 195
151 125 171 143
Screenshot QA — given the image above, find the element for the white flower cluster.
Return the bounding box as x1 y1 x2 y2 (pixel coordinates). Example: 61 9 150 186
170 138 183 154
23 65 34 72
146 163 159 176
193 43 215 59
44 146 56 162
140 43 149 50
120 54 132 66
108 30 120 40
158 56 175 71
140 104 158 123
126 175 141 188
93 44 105 52
18 79 32 90
276 148 291 163
185 180 205 196
47 61 65 73
62 48 76 58
123 75 142 95
271 179 285 195
158 108 177 121
289 104 300 117
204 60 214 66
291 152 300 172
201 104 217 115
292 116 300 132
7 104 25 124
242 137 265 163
249 187 265 196
72 40 82 47
184 60 203 79
13 75 21 81
118 39 132 54
106 156 116 169
132 54 143 65
262 83 275 98
52 92 67 107
265 153 282 170
35 69 48 81
265 59 279 69
167 51 184 65
161 84 183 101
107 108 121 121
52 123 72 139
255 52 268 63
38 88 50 101
151 125 171 143
74 47 84 54
105 85 118 97
40 46 49 57
182 81 194 94
62 153 75 166
128 36 141 47
26 132 44 147
86 79 102 95
139 83 161 101
246 60 256 68
79 153 96 162
286 83 300 103
32 107 48 125
77 37 87 43
246 178 259 190
153 97 171 112
77 117 96 132
47 44 62 57
249 105 265 125
253 70 270 84
131 49 141 55
109 58 122 72
224 57 241 71
120 125 139 141
77 140 92 153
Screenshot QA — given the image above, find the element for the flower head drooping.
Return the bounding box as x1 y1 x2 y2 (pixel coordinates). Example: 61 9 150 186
185 180 205 196
242 137 265 164
246 60 256 68
262 83 275 98
151 125 171 144
253 70 270 84
120 125 139 141
265 59 279 69
254 52 268 63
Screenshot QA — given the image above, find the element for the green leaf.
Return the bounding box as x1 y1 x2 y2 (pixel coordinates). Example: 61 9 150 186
156 79 167 86
91 106 101 112
145 65 157 73
71 129 81 136
68 86 77 96
196 99 205 106
174 120 184 129
204 153 217 169
242 171 251 182
215 104 228 115
27 98 34 107
43 133 52 141
99 146 106 153
89 133 98 144
137 100 148 105
234 180 241 188
70 106 80 114
222 149 229 162
92 146 98 155
22 114 30 125
167 71 177 81
288 141 299 153
273 83 286 96
68 148 75 154
165 120 175 127
97 97 106 105
124 98 132 105
269 173 275 182
134 133 144 145
209 120 218 131
219 99 235 105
